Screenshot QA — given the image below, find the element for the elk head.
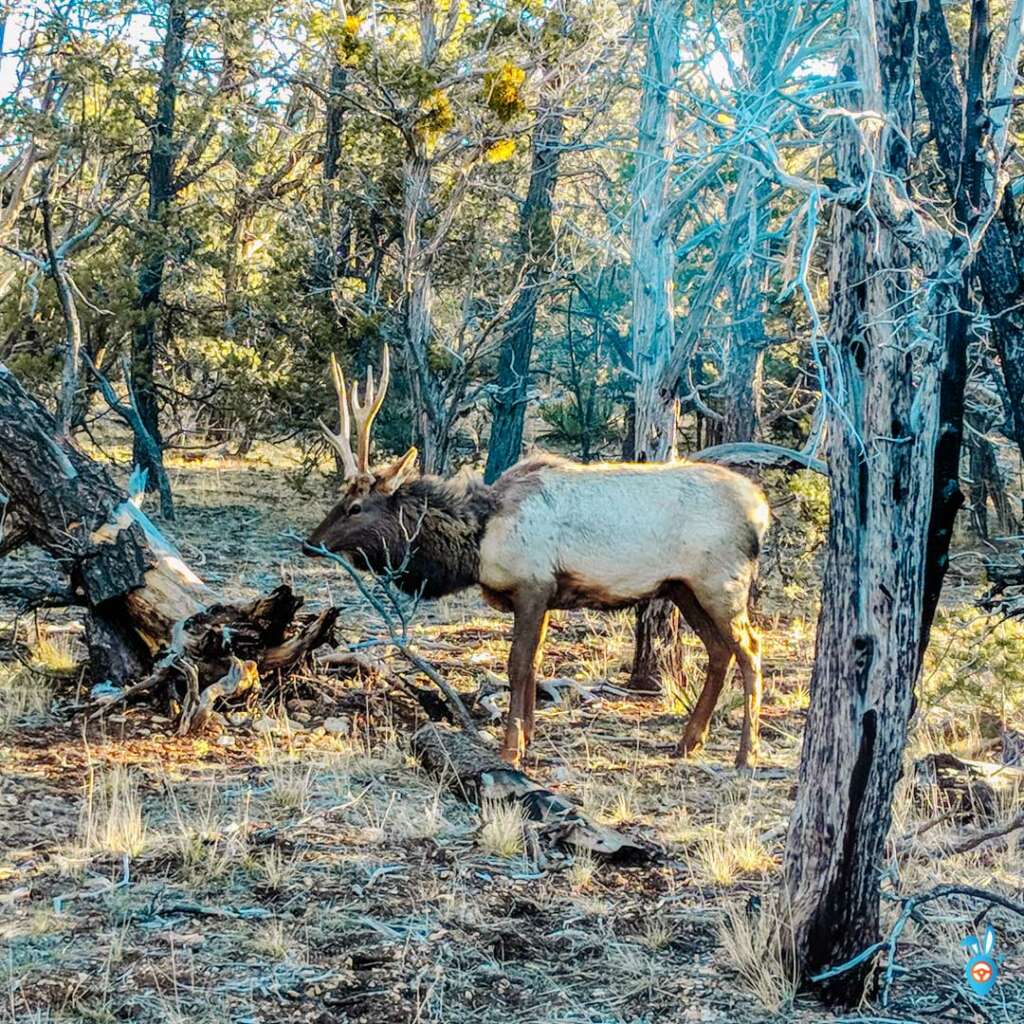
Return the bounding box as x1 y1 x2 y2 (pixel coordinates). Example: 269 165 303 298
305 346 421 572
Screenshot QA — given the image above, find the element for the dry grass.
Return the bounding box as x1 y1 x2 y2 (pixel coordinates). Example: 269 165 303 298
29 629 78 676
249 846 300 890
78 764 148 858
685 799 778 886
250 919 298 961
168 783 249 886
478 798 525 858
0 664 51 734
566 850 596 892
719 895 798 1012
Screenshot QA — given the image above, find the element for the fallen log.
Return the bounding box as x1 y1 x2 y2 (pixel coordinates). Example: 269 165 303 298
412 722 657 863
913 752 1024 825
0 361 336 724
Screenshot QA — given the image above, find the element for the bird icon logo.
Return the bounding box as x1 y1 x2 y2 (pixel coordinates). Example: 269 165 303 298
962 926 1000 998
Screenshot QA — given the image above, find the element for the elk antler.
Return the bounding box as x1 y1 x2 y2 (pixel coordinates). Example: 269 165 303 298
318 347 391 480
350 344 390 474
318 354 359 480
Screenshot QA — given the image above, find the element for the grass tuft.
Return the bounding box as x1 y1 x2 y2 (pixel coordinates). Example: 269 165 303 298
0 665 52 733
30 630 79 676
478 798 524 858
78 765 147 858
719 896 797 1012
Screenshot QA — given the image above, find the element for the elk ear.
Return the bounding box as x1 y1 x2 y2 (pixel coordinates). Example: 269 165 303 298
376 447 419 495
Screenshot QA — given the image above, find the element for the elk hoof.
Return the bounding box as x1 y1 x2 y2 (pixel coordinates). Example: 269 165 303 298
498 743 522 768
673 732 705 758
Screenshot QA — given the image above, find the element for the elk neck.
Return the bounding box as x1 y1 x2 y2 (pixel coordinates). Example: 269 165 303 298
391 475 501 598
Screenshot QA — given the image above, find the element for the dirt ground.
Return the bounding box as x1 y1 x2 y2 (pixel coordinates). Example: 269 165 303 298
1 453 1022 1024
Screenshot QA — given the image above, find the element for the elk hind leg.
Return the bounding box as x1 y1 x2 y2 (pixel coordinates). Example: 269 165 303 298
668 583 734 758
726 611 763 769
697 588 763 769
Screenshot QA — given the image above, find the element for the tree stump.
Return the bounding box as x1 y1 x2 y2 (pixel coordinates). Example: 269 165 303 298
0 362 336 724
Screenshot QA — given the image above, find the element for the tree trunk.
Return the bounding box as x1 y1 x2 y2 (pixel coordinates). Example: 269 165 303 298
484 98 564 483
783 1 961 1003
0 362 206 655
130 0 186 513
413 723 654 862
312 61 347 300
919 0 1024 464
627 0 684 692
401 145 448 472
719 174 769 451
40 171 82 438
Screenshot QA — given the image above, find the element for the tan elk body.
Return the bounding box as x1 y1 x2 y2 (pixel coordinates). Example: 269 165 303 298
306 348 770 767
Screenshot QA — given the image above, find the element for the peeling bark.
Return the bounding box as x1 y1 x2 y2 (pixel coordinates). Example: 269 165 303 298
485 97 564 483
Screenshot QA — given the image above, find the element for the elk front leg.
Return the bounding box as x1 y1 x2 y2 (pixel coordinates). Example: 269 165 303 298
500 591 551 766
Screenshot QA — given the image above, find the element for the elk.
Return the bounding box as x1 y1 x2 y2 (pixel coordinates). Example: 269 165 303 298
306 347 770 768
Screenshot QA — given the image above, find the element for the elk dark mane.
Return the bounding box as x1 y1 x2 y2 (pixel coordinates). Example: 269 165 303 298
385 475 501 598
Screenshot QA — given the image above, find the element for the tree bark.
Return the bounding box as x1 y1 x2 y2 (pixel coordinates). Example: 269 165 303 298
783 0 961 1003
484 98 564 483
412 723 654 862
130 0 186 513
0 361 206 655
312 61 347 299
719 172 769 451
627 0 684 692
401 145 449 472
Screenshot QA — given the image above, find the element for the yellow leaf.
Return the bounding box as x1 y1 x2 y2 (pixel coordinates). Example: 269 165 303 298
485 138 516 163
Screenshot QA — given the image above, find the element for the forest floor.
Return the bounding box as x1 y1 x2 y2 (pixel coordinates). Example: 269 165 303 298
1 449 1023 1024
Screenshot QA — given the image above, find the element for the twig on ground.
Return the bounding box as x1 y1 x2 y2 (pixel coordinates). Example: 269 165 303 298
299 535 480 736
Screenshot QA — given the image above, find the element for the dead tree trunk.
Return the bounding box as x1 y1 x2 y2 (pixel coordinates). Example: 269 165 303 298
919 0 1024 466
0 363 335 714
0 362 205 651
627 0 684 692
412 723 654 862
40 168 82 438
401 144 450 473
782 0 972 1004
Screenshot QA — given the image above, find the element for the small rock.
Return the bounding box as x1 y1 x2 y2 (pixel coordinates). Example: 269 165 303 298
90 680 122 702
549 766 572 784
253 717 276 735
323 716 350 737
215 734 235 747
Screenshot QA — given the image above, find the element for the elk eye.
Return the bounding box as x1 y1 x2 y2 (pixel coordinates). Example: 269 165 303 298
347 503 362 517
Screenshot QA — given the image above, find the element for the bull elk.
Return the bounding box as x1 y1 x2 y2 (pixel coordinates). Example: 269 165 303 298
306 347 770 768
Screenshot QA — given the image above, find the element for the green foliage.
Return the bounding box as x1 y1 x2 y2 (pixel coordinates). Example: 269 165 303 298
923 609 1024 718
760 470 830 611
